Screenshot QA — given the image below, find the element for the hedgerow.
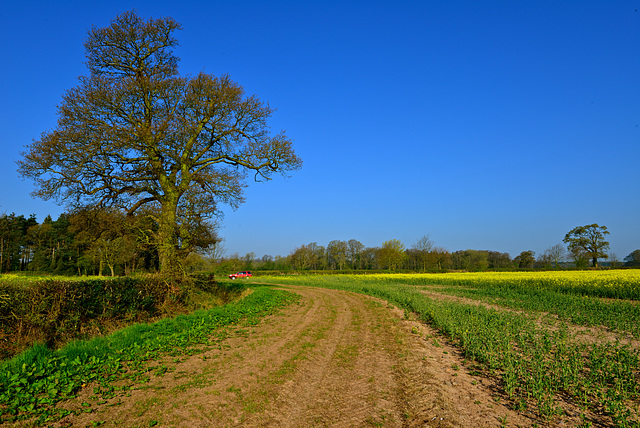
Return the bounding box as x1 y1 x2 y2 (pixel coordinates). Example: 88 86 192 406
0 284 297 425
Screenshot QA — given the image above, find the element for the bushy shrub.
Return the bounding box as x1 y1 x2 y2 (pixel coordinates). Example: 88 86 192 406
0 275 197 359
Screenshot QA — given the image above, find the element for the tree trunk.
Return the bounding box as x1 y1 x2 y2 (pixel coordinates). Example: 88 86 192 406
592 257 598 268
157 196 182 275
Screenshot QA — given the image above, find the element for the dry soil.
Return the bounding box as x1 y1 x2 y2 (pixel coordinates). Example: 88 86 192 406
50 285 566 427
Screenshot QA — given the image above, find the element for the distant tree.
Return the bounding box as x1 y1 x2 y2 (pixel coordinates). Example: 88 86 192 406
307 242 326 270
27 214 77 274
405 249 420 271
376 239 406 271
412 235 434 271
569 247 589 268
431 247 452 270
451 250 488 270
69 208 127 275
219 253 244 274
289 245 312 270
347 239 364 269
361 247 378 270
327 240 348 270
0 213 37 272
563 224 610 267
274 255 292 272
514 250 535 269
25 215 54 272
536 251 554 268
88 236 136 276
450 251 464 270
544 243 566 268
19 216 39 270
608 252 621 268
18 11 301 274
258 254 275 270
289 242 325 270
487 251 511 269
243 252 256 270
624 250 640 267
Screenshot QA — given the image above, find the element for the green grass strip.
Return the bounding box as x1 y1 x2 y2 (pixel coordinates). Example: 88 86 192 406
0 286 298 425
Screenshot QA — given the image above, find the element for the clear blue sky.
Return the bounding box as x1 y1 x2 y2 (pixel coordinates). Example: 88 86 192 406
1 1 639 260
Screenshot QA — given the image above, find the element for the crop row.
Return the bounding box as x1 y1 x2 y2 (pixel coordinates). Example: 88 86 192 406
256 273 640 426
362 270 640 300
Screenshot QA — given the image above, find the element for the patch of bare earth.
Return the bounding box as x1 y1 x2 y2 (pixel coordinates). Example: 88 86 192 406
50 285 545 427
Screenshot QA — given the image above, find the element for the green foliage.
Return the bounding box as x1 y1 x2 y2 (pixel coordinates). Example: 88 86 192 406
563 224 610 267
188 273 247 306
450 249 490 270
445 285 640 338
0 286 297 425
0 275 200 359
625 250 640 267
18 11 301 274
0 210 163 276
514 250 535 268
0 213 38 273
376 239 406 271
256 274 640 425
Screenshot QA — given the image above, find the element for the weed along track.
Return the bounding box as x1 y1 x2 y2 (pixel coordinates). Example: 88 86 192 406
46 284 531 427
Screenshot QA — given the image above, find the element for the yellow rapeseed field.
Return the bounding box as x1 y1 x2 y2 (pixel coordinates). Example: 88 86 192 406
350 269 640 299
267 269 640 300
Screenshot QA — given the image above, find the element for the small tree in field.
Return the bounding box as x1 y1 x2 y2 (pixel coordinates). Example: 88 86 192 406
563 224 610 268
18 11 301 274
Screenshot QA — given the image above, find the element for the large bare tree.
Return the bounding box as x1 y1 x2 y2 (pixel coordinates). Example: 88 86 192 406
18 11 302 273
411 234 434 271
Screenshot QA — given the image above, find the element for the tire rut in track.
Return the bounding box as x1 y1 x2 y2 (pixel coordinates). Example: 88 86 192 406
257 288 402 427
54 285 535 427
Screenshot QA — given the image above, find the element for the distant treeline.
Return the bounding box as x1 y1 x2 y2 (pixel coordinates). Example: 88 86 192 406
2 212 639 275
0 211 160 275
215 238 640 274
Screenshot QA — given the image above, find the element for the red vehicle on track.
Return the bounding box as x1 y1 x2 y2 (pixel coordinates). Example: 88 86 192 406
229 271 252 279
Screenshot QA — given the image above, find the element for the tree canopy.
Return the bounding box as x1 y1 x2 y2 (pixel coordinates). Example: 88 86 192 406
514 250 535 269
624 250 640 267
18 11 301 274
563 224 610 268
376 239 406 271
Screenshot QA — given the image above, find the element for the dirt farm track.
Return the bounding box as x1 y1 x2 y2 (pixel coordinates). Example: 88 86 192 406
50 284 594 427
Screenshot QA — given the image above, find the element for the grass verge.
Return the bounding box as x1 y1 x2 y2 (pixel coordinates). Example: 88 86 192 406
0 286 298 426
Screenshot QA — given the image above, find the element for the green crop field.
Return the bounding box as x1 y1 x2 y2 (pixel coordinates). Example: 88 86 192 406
2 270 639 426
254 271 640 426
